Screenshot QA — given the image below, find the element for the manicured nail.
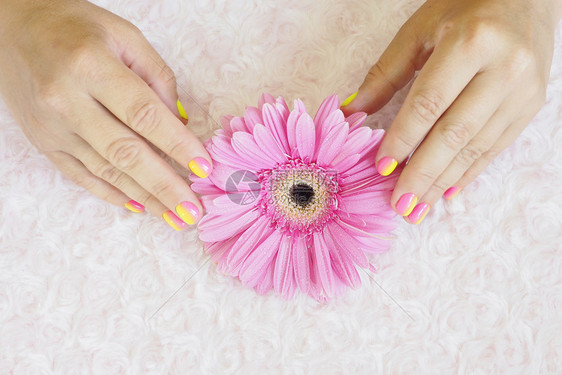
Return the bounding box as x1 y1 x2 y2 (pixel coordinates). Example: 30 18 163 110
407 203 430 224
125 200 144 213
377 157 398 176
177 99 188 120
443 186 461 200
162 210 186 231
175 201 200 225
396 193 418 216
188 157 211 178
341 91 358 107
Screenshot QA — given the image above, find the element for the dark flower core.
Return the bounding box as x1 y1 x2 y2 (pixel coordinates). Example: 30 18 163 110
290 183 315 207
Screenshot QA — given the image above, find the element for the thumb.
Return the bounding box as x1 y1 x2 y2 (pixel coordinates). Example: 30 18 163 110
341 22 427 116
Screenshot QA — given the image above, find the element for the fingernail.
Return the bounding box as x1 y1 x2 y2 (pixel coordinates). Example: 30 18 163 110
188 157 211 178
163 210 186 231
177 99 188 120
377 157 398 176
407 203 430 224
341 91 358 107
125 200 144 213
443 186 461 200
175 201 200 225
396 193 418 216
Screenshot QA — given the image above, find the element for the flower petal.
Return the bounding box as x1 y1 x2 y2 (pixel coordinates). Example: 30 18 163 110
276 97 290 122
243 106 262 132
331 153 361 174
312 231 335 298
262 103 290 152
292 236 310 293
231 131 277 168
346 112 368 131
225 216 270 274
221 115 234 133
286 110 301 158
338 189 392 215
253 124 288 163
259 93 276 110
296 113 316 161
318 109 345 143
273 235 294 297
323 230 361 288
198 207 259 242
293 99 306 113
239 230 283 285
314 94 339 127
230 116 249 133
316 122 349 166
327 222 369 268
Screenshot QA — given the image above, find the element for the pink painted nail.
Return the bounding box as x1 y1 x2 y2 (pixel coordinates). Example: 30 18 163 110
175 201 200 225
396 193 418 216
443 186 461 200
188 157 212 178
162 211 187 231
407 203 431 224
125 200 144 213
376 157 398 176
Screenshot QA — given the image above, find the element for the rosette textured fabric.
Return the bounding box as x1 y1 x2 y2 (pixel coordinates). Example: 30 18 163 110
191 94 400 301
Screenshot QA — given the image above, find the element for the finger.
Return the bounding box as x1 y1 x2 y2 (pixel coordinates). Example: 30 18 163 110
373 33 488 176
76 102 202 228
103 16 188 122
452 111 539 196
45 150 137 211
340 23 428 116
418 91 529 207
68 138 169 216
86 53 211 178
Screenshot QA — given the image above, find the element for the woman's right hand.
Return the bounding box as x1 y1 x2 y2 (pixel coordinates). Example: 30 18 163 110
0 0 210 230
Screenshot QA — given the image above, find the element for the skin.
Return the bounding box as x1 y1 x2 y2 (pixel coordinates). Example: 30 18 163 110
1 0 560 228
0 0 210 227
342 0 562 223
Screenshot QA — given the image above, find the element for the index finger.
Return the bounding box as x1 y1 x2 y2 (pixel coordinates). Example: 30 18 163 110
375 35 485 175
87 52 212 178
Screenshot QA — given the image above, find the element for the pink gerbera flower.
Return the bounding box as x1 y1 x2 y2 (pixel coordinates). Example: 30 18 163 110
191 94 400 301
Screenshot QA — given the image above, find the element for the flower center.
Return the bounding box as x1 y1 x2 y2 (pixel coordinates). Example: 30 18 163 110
258 160 339 235
290 183 314 207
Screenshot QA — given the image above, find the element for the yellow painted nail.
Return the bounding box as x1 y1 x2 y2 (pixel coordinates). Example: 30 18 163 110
377 157 398 176
175 201 200 225
341 91 358 107
188 157 211 178
177 99 188 120
163 210 186 231
125 200 144 213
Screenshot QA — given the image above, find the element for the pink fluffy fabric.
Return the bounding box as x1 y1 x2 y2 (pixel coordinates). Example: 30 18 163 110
0 0 561 373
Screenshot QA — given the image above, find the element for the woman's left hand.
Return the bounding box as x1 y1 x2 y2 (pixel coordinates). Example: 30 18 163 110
341 0 561 224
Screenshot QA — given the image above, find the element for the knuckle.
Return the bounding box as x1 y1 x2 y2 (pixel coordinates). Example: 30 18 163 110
410 89 445 124
159 64 177 86
94 161 122 185
150 178 174 199
106 137 143 170
457 143 486 166
506 47 534 76
430 178 452 193
37 82 68 113
483 147 502 161
73 172 98 191
128 101 162 135
413 166 436 185
461 18 501 51
439 122 472 149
